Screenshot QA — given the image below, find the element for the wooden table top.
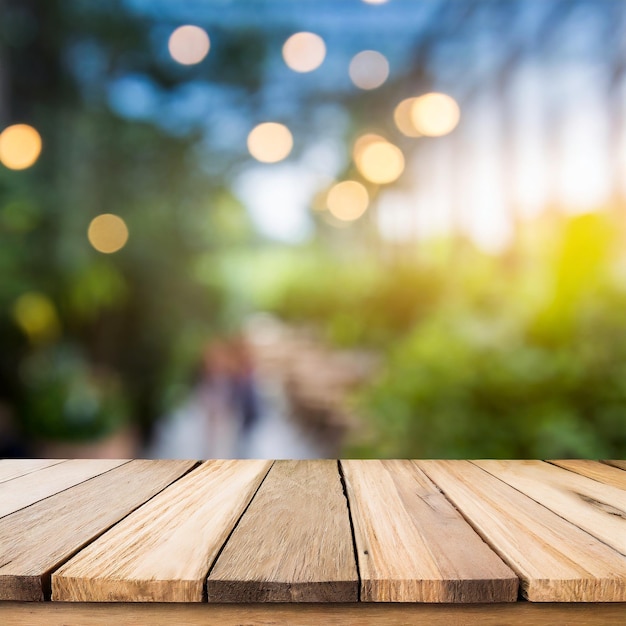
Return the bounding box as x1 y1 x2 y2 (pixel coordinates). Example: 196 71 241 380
0 459 625 617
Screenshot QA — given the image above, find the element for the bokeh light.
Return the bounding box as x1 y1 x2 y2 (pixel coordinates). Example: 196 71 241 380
0 124 42 170
87 214 129 254
394 98 421 137
13 292 60 344
247 122 293 163
353 133 386 163
282 32 326 73
168 25 210 65
410 92 460 137
326 180 369 221
362 0 390 4
355 139 405 184
349 51 389 90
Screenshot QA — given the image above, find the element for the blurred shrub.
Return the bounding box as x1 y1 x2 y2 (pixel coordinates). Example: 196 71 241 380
261 251 444 348
19 344 130 442
349 213 626 458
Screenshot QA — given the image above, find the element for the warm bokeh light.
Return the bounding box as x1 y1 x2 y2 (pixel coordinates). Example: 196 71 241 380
13 292 60 343
87 214 129 254
247 122 293 163
349 51 389 90
282 32 326 73
353 133 386 163
355 140 405 184
410 92 460 137
168 25 210 65
326 180 369 221
0 124 42 170
394 98 421 137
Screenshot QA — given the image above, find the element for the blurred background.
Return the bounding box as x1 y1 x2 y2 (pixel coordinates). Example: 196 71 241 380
1 0 626 459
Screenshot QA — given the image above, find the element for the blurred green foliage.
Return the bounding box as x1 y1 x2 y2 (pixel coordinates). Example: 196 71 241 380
0 0 256 444
257 248 443 348
263 213 626 458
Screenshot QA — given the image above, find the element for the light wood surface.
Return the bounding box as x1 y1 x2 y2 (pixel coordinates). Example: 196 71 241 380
2 458 626 609
0 460 194 601
0 459 65 484
474 460 626 556
208 460 358 602
604 460 626 471
53 460 272 602
0 458 127 519
3 602 626 626
418 460 626 602
549 460 626 489
341 460 518 602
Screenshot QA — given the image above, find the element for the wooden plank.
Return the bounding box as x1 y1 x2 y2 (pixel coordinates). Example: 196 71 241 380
0 459 65 484
208 460 358 602
549 460 626 490
53 460 272 602
0 459 194 601
3 602 626 626
340 460 518 602
603 460 626 471
0 459 128 519
474 460 626 556
418 460 626 602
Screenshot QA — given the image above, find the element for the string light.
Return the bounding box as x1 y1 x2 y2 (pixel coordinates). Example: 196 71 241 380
326 181 369 221
88 214 129 254
411 92 460 137
169 25 210 65
282 32 326 73
247 123 293 163
0 124 42 170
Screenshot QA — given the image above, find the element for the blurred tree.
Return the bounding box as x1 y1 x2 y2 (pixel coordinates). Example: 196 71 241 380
0 0 264 446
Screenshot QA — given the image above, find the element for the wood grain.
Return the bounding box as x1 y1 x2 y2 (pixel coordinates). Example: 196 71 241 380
0 458 127 519
474 460 626 556
549 460 626 489
0 459 65 484
0 459 194 601
603 460 626 471
208 460 358 602
418 460 626 602
53 460 272 602
3 602 626 626
341 460 517 602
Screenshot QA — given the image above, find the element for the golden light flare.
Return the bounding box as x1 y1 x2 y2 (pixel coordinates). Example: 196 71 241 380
349 50 389 90
168 25 210 65
247 122 293 163
394 98 421 137
282 32 326 73
326 180 369 221
13 292 60 343
0 124 42 170
354 138 405 184
87 214 129 254
410 92 460 137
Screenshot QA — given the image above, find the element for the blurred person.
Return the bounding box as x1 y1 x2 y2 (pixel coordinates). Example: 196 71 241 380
230 334 261 441
149 334 265 459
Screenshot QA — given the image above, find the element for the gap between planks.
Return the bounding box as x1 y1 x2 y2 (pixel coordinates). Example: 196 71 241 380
419 460 626 602
53 460 274 602
0 460 197 601
338 459 362 603
201 460 275 602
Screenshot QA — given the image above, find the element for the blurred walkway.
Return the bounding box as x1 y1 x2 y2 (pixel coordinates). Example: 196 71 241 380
146 315 375 460
145 376 327 460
